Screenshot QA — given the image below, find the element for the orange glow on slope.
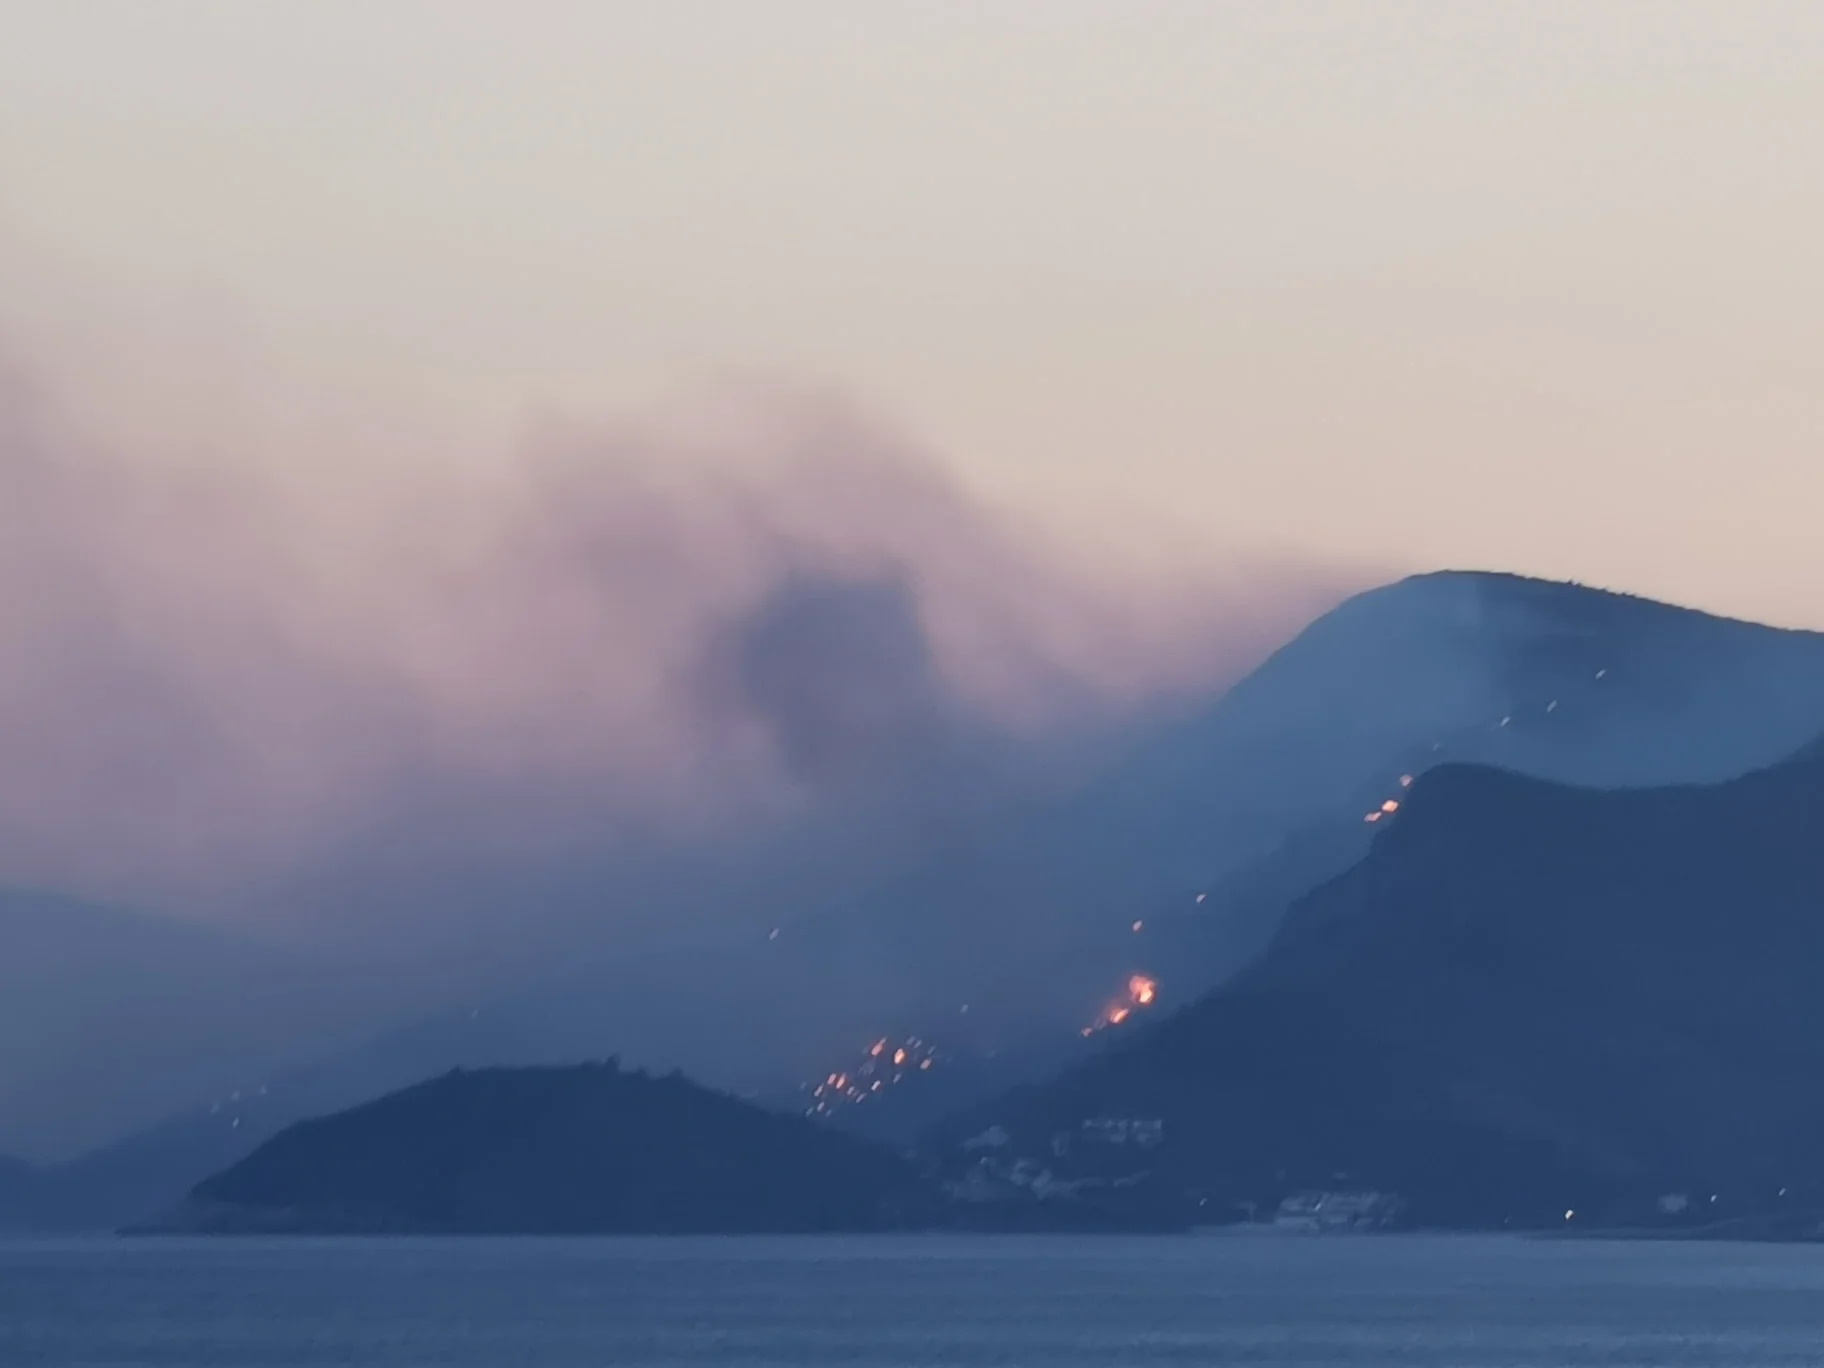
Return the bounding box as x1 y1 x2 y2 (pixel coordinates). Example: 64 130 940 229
1084 972 1162 1035
803 1036 944 1118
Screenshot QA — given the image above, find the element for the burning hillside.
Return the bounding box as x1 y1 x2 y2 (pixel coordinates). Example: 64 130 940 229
804 1035 943 1118
1081 973 1160 1036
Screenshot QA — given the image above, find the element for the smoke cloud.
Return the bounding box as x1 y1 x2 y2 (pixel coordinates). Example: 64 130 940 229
0 332 1356 958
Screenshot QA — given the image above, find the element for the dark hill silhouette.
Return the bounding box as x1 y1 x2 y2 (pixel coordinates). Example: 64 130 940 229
938 740 1824 1228
138 1063 930 1234
304 574 1824 1114
21 572 1824 1232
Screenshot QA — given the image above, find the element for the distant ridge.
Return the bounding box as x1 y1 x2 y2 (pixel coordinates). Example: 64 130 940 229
21 569 1824 1233
936 734 1824 1229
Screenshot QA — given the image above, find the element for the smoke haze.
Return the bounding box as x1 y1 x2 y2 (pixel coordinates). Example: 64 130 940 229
0 324 1356 956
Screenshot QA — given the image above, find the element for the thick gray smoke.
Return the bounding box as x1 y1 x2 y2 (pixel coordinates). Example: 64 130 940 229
0 338 1365 1157
0 351 1353 946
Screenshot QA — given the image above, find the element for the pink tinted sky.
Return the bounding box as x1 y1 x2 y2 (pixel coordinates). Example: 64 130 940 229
1 2 1821 625
2 3 1824 923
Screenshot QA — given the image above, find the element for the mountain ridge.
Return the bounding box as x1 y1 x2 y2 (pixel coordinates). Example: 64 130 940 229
933 735 1824 1227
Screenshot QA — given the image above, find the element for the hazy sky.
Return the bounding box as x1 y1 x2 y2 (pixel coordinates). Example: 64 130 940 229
3 1 1824 927
8 2 1824 1158
2 1 1821 622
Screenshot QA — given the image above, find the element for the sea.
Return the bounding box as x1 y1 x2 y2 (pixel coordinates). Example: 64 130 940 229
6 1233 1824 1366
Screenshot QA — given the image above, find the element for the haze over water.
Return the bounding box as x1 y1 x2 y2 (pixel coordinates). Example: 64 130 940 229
9 1235 1824 1366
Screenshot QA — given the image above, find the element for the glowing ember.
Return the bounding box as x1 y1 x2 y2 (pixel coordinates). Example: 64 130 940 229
803 1036 945 1117
1381 799 1399 813
1399 774 1414 788
1132 920 1144 933
1364 811 1382 823
1083 972 1163 1035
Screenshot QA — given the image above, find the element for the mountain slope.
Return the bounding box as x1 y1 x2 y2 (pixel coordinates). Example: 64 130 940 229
473 574 1824 1086
941 740 1824 1227
771 572 1824 1024
142 1062 930 1234
0 886 503 1164
27 571 1824 1228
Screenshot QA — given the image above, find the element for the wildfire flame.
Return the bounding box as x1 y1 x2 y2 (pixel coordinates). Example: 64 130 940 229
1084 972 1162 1035
803 1036 944 1118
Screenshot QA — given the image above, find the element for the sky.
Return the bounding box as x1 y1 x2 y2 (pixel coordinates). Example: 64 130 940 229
5 1 1824 1160
3 3 1823 610
2 0 1823 925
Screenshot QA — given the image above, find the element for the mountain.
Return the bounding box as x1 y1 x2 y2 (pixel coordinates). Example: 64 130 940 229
936 738 1824 1228
538 572 1824 1116
137 1062 931 1235
724 572 1824 1043
0 888 487 1163
22 571 1824 1227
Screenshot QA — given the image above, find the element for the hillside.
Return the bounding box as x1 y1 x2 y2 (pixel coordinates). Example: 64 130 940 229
137 1063 931 1234
344 574 1824 1115
937 740 1824 1229
23 571 1824 1232
0 888 475 1164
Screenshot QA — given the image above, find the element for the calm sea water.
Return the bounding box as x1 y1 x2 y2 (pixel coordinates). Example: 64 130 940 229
6 1233 1824 1366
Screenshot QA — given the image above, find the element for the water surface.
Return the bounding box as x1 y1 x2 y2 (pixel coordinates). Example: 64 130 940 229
7 1233 1824 1365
